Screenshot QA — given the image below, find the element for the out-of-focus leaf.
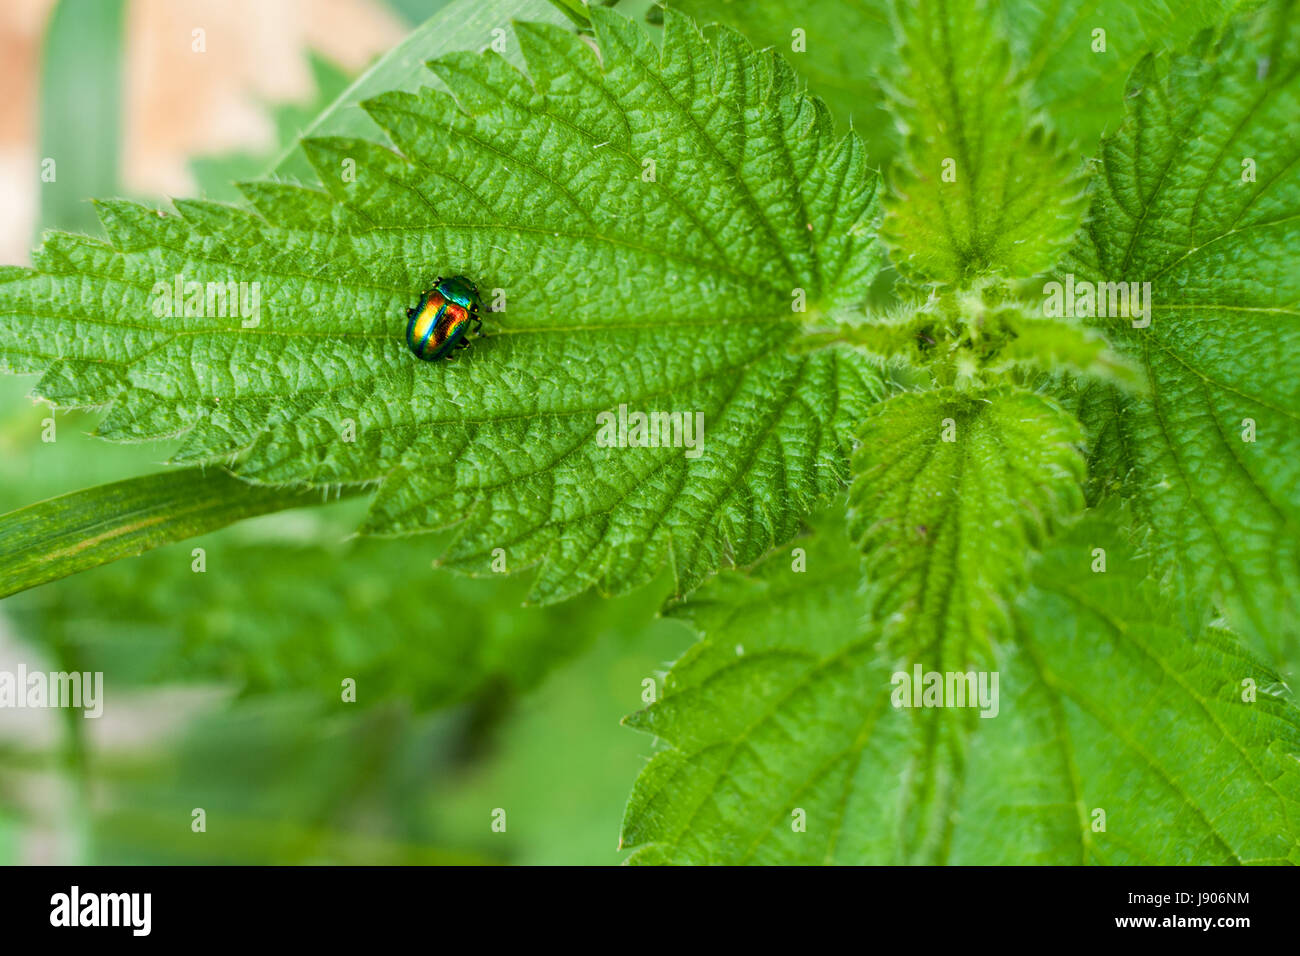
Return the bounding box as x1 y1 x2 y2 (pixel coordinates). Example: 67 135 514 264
0 467 344 599
6 514 669 708
36 0 126 235
664 0 896 148
191 53 354 203
269 0 573 182
665 0 1237 163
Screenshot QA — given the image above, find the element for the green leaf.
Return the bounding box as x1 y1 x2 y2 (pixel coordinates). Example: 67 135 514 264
0 467 346 599
1063 0 1300 663
882 0 1087 284
981 311 1143 388
0 8 886 603
4 511 664 708
546 0 594 30
848 386 1085 658
622 509 1300 864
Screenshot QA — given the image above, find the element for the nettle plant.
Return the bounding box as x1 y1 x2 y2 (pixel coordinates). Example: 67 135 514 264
1 0 1298 864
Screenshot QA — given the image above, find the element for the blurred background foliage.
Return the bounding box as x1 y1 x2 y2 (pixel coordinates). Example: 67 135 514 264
1 363 693 864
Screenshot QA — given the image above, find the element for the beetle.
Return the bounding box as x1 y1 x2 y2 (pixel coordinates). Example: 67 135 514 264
405 275 484 361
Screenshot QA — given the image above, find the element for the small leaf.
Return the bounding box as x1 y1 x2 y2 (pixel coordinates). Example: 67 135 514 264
848 386 1085 657
883 0 1087 284
982 311 1144 388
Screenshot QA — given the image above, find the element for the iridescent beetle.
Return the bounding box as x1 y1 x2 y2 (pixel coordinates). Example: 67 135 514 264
405 275 484 361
